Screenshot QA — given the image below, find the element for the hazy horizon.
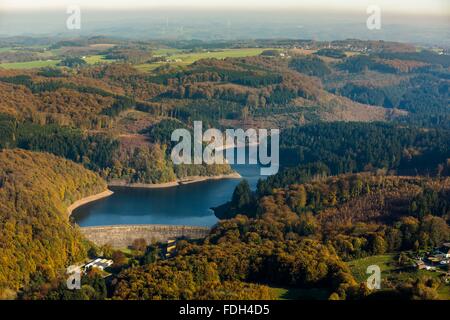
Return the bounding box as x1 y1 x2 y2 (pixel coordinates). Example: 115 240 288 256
0 5 448 46
1 0 449 16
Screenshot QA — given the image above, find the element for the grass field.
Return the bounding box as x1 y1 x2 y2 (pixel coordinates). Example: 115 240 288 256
0 47 15 53
82 55 112 64
347 254 397 283
136 48 273 72
152 48 183 56
0 54 113 69
347 254 450 299
0 47 271 70
270 287 330 300
0 59 61 69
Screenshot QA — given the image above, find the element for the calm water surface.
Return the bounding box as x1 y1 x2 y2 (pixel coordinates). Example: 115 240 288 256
73 148 266 227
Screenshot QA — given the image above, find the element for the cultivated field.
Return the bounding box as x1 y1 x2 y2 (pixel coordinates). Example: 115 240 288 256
0 60 61 69
0 47 270 70
136 48 274 72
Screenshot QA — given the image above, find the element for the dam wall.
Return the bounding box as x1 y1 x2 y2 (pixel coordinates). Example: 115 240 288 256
80 224 210 249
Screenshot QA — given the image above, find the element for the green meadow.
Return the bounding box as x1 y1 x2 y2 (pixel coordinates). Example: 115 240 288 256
347 254 450 299
0 48 270 70
0 54 112 69
136 48 273 72
82 55 112 64
270 287 330 300
0 60 61 69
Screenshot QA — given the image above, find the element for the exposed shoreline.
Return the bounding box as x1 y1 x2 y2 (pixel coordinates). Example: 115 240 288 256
215 141 260 152
67 189 114 216
107 171 242 189
105 142 257 190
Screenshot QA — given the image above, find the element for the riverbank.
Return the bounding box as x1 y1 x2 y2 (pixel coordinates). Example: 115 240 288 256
107 172 242 189
67 189 114 216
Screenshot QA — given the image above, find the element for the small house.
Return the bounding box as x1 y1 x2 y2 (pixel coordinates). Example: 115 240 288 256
83 258 113 271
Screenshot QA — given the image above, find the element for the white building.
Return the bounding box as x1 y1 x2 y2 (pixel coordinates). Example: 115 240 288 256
83 258 113 271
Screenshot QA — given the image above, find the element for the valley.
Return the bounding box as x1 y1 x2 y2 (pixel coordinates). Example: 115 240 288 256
0 36 449 301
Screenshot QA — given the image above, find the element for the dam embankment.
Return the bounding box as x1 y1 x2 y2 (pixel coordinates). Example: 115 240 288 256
80 224 210 248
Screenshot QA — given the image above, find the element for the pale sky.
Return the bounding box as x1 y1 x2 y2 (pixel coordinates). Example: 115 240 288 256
1 0 449 16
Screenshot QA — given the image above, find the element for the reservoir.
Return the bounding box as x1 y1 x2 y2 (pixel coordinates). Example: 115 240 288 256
72 148 266 227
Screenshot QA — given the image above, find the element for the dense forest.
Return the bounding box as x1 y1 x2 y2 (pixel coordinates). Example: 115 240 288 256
0 114 232 185
213 173 449 299
326 51 450 129
277 122 450 176
214 122 450 219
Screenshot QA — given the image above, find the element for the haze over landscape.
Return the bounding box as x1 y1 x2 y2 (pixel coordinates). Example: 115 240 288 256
0 1 449 45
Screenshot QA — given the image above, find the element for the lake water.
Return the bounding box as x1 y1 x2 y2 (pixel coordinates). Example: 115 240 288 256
72 148 266 227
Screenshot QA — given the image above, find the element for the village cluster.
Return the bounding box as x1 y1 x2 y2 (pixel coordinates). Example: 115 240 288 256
415 243 450 272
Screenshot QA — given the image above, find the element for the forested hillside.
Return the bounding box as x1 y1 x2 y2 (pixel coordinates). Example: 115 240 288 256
213 122 450 219
1 40 447 187
0 149 107 298
45 172 450 300
111 237 356 300
323 51 450 129
0 114 232 185
277 122 450 177
211 173 450 299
